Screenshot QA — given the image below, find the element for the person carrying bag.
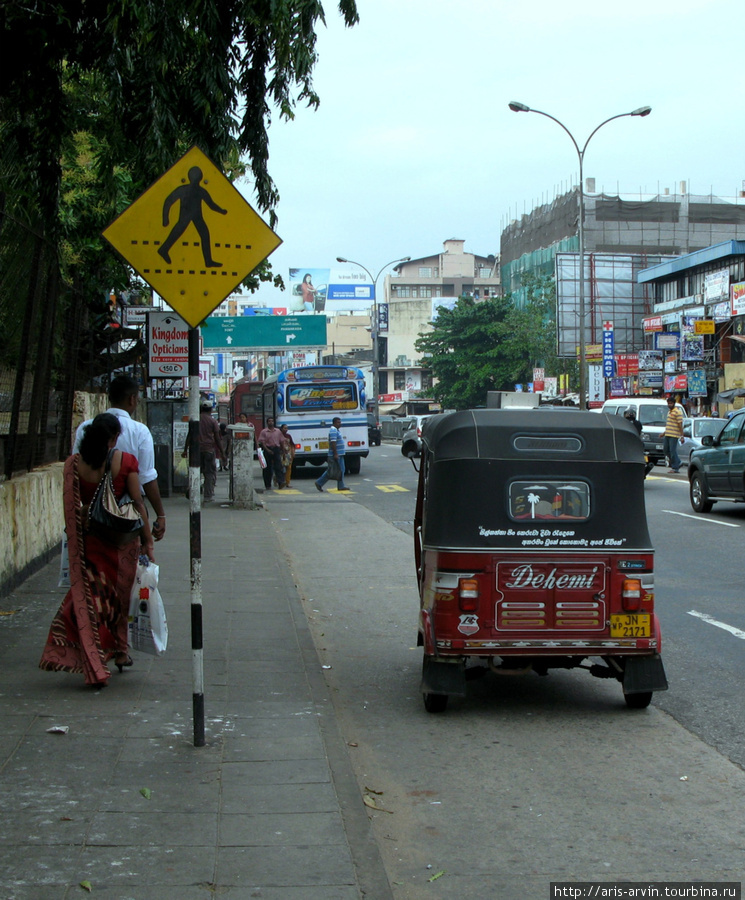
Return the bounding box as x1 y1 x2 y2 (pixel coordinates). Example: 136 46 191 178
40 414 154 689
87 449 145 545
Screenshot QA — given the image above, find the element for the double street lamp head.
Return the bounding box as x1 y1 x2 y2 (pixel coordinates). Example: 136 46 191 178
509 100 652 118
509 99 651 411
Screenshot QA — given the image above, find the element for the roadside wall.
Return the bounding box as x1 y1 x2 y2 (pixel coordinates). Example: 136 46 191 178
0 463 64 596
0 391 109 597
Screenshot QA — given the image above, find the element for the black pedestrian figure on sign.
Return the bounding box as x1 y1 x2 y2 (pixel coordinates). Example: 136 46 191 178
157 166 227 267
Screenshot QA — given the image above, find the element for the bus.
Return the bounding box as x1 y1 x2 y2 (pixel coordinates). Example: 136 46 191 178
229 379 264 433
261 365 369 474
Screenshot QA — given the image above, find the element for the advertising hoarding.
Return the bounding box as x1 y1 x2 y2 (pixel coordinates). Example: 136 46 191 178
148 312 189 378
704 270 730 304
731 282 745 317
288 266 376 314
602 322 614 378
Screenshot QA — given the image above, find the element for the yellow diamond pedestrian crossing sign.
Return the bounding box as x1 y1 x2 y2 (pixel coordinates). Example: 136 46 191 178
103 146 282 327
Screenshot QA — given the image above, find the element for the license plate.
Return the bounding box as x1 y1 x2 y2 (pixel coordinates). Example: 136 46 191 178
609 614 650 638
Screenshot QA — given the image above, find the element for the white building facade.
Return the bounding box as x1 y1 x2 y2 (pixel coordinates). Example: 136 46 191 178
378 239 500 409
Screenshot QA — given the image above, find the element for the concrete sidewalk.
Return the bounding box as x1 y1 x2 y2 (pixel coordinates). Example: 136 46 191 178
0 472 390 899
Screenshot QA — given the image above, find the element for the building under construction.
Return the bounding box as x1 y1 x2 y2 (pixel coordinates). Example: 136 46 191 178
500 184 745 359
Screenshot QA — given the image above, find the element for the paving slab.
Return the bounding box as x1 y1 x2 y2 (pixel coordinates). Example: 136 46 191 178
0 474 388 898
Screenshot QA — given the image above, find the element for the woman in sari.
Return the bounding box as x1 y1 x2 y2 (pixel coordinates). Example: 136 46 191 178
40 413 155 688
279 423 295 488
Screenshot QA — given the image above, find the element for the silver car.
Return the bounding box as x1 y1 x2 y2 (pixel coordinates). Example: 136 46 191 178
680 417 727 464
400 415 435 458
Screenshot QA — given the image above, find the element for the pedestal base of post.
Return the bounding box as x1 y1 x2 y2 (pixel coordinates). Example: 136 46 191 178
229 424 257 509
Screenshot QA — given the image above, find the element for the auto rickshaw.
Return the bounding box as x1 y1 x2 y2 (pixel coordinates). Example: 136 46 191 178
413 409 668 712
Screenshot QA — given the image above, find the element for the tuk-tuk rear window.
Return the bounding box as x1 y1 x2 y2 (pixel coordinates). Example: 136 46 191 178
509 480 591 521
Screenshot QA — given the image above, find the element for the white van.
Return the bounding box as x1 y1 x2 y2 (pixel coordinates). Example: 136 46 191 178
601 397 685 466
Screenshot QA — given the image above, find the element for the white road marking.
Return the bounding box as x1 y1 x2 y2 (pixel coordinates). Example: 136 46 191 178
688 610 745 640
662 510 740 527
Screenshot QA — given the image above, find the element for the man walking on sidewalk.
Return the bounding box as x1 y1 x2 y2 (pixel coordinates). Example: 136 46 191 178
74 374 167 539
664 395 684 473
315 417 349 492
257 417 285 490
183 401 226 502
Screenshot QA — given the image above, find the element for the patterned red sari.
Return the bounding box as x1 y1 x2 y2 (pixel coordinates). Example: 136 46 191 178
39 453 140 686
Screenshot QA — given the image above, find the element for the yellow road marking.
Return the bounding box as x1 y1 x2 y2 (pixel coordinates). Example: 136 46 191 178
376 484 409 493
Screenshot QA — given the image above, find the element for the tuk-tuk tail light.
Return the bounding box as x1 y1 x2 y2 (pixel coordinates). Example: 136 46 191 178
458 578 479 611
621 578 642 612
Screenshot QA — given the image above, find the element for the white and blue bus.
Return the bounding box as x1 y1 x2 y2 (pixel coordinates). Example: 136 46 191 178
261 366 369 474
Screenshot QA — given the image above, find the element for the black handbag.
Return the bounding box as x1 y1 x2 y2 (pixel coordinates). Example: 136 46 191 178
87 452 144 545
327 457 342 481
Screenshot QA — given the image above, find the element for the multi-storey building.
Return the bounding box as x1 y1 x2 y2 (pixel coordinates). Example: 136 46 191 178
378 239 500 408
501 184 745 309
639 240 745 411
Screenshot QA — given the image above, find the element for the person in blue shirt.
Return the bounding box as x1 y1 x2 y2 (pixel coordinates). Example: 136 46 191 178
315 417 349 492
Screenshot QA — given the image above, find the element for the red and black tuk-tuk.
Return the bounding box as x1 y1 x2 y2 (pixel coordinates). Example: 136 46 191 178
414 409 668 712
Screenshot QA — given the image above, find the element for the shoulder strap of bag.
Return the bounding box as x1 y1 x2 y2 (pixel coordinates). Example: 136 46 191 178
89 450 113 509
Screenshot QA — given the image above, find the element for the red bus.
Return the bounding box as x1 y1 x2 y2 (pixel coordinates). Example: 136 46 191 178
230 379 264 433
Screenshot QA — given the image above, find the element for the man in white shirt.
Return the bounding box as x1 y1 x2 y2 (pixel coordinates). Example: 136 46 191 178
73 375 167 540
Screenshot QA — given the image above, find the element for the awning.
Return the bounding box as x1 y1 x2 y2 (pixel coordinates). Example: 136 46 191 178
717 387 745 402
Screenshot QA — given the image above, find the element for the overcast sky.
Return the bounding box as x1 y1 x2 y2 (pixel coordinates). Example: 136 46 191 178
244 0 745 305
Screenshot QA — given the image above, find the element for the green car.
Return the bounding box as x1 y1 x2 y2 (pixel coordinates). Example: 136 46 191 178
688 409 745 513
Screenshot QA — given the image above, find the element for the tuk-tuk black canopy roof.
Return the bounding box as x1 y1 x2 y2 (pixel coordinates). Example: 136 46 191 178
421 409 644 464
418 410 652 552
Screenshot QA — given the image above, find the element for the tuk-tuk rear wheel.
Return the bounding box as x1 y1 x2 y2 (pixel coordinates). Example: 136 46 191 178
624 691 653 709
423 692 449 713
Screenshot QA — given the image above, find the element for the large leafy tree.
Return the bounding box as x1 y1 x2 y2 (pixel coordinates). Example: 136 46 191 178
415 276 562 409
415 296 515 409
502 272 559 386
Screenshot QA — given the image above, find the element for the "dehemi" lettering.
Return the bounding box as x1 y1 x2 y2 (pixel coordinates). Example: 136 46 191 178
505 564 599 590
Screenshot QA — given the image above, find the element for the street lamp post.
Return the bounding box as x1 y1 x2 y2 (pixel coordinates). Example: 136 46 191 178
335 255 411 420
508 101 651 409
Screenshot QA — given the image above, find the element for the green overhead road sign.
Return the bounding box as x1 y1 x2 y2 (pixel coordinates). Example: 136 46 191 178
201 315 328 350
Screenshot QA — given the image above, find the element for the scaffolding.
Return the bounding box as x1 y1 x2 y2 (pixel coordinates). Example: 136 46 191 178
501 188 745 309
555 252 674 359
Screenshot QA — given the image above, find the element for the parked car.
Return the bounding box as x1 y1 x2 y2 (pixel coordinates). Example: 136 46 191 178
400 415 435 457
367 413 382 446
688 409 745 512
601 397 685 466
679 417 727 464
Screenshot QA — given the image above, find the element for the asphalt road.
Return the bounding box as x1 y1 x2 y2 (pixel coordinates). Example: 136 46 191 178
643 466 745 769
344 446 745 771
271 444 745 897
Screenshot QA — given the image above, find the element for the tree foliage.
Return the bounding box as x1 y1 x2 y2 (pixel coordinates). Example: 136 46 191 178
0 0 358 382
415 275 560 409
2 0 359 221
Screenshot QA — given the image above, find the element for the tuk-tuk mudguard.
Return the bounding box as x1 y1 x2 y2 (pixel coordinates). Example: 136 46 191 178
622 654 668 694
421 655 467 698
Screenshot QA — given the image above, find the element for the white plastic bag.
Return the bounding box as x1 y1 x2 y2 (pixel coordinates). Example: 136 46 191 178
257 446 267 469
128 559 168 656
58 534 70 588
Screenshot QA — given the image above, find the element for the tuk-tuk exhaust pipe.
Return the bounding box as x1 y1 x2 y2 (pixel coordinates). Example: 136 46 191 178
488 658 533 676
